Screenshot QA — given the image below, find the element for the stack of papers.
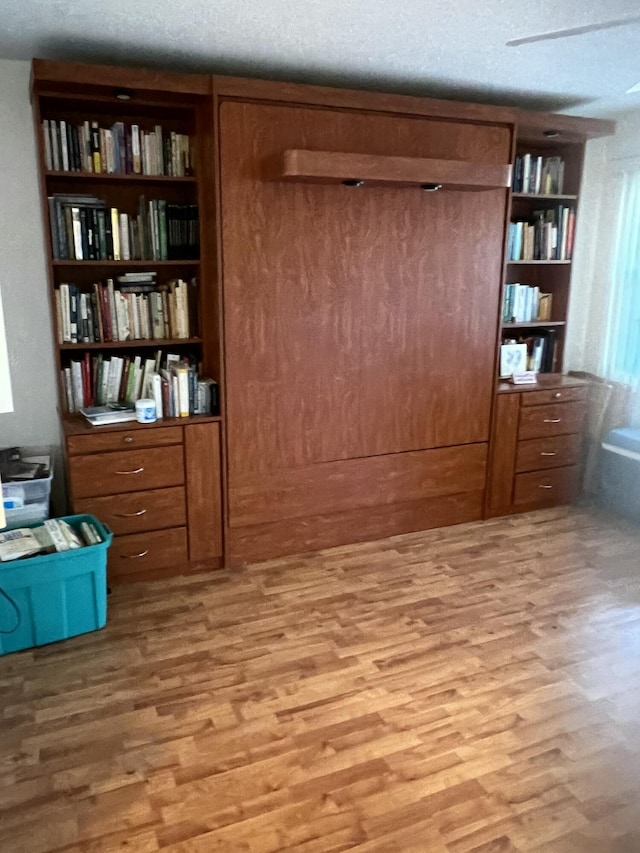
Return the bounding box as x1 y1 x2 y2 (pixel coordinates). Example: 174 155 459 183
80 405 137 427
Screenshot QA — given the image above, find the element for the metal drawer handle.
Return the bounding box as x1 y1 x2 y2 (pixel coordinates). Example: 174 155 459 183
544 418 561 423
124 436 133 443
540 451 557 456
539 484 554 489
114 509 147 518
121 549 149 559
114 467 144 475
554 392 562 398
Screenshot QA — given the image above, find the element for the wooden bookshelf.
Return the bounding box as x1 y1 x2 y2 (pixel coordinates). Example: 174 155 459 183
498 119 590 376
31 59 224 580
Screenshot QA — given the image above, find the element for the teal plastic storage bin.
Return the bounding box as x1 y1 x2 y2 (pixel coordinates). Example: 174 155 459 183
0 515 112 655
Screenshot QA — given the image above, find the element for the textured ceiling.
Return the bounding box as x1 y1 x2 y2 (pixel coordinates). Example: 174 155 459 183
2 0 640 115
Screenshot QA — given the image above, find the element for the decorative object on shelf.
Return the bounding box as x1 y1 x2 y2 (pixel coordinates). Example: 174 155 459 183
500 342 528 379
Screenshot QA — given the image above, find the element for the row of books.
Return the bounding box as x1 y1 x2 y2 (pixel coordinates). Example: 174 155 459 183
42 118 192 177
55 274 197 344
512 154 565 195
507 206 575 262
61 351 218 418
502 284 553 324
503 330 558 374
48 193 199 261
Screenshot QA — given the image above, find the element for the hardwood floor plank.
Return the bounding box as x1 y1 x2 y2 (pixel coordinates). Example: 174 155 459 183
1 507 640 851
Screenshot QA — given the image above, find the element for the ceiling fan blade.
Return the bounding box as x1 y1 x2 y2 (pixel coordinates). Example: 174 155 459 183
507 14 640 46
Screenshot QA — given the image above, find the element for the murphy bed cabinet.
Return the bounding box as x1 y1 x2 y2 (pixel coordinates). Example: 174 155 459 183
31 61 614 574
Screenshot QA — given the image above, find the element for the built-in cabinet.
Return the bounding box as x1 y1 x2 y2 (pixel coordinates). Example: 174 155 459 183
30 61 615 574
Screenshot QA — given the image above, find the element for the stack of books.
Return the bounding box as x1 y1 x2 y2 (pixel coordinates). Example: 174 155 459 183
507 205 575 261
512 154 565 195
42 118 191 177
47 193 199 261
55 274 197 344
61 351 218 419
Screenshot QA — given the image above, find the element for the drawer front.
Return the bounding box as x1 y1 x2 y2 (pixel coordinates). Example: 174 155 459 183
67 426 182 456
520 386 587 407
518 402 586 441
515 434 583 474
513 465 581 510
69 445 184 499
108 528 188 581
74 487 186 536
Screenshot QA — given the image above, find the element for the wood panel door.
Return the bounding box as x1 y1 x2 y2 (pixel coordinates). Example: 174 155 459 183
218 100 511 555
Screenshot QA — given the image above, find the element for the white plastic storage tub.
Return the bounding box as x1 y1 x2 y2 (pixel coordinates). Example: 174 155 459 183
1 447 53 530
599 428 640 522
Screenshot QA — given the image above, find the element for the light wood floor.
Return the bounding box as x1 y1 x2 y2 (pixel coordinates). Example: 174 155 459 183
2 506 640 853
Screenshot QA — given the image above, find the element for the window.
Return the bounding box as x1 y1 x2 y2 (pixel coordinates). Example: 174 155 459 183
603 169 640 387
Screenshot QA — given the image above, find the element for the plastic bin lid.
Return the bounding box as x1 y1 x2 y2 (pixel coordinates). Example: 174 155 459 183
602 428 640 456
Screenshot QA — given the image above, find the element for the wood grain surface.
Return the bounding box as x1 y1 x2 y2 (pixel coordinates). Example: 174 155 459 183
272 149 511 190
184 422 223 562
220 100 509 476
485 393 519 518
2 506 640 852
68 445 185 500
518 403 587 441
229 444 487 528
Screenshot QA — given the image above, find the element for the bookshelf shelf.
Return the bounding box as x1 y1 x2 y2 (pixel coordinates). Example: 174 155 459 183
502 321 566 330
45 171 197 183
52 259 199 267
62 412 221 436
506 260 571 266
511 192 577 201
59 338 203 350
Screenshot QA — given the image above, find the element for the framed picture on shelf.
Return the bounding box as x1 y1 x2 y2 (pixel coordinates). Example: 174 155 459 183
500 342 527 379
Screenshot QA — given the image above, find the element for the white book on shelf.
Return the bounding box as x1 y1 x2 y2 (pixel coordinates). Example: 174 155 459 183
119 213 130 261
100 359 111 406
151 372 163 419
71 207 83 259
141 357 156 398
70 359 84 411
106 356 122 403
59 283 71 342
59 120 69 171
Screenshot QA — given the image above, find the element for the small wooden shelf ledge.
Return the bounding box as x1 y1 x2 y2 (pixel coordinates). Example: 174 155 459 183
268 149 512 191
506 260 571 266
503 321 566 329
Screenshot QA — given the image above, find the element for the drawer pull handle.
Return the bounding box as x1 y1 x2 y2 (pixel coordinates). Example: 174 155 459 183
124 436 133 443
121 549 149 560
539 484 554 489
543 418 561 423
554 392 562 398
114 467 144 475
540 451 557 456
114 509 147 518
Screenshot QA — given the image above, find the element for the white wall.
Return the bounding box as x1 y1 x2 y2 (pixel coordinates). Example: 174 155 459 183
0 59 62 505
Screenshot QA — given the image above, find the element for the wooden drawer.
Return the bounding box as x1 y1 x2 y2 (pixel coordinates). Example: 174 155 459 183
74 487 186 536
518 401 586 441
515 434 583 474
520 386 587 407
108 528 188 581
67 426 182 456
69 445 184 499
513 465 581 510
